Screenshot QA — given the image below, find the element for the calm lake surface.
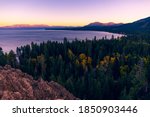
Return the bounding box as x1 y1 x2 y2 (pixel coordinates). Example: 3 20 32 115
0 29 123 52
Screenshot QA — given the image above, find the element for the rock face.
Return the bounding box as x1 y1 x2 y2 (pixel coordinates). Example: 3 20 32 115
0 65 76 100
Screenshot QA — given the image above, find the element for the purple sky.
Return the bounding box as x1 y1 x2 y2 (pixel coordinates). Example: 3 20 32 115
0 0 150 26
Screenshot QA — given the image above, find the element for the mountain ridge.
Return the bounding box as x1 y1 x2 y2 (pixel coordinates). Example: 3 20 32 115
45 16 150 34
85 22 123 27
1 16 150 34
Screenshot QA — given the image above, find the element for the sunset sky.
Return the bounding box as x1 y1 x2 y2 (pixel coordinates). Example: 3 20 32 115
0 0 150 26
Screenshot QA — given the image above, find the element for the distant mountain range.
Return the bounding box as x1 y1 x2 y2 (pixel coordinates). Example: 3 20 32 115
0 24 75 30
1 16 150 34
0 24 50 29
85 22 123 27
46 16 150 34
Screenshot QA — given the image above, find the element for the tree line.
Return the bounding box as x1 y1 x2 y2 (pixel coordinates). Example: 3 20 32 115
0 35 150 99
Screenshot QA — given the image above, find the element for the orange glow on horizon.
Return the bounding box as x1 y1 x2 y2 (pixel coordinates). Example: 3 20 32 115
0 18 144 27
0 22 87 27
0 0 150 27
0 16 145 27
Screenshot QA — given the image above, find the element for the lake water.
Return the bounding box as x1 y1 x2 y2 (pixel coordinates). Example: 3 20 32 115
0 29 122 53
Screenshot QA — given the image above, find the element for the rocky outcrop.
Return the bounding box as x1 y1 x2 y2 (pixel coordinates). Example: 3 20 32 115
0 65 76 100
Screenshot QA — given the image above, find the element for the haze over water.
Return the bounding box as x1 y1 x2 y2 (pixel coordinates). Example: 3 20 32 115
0 29 122 53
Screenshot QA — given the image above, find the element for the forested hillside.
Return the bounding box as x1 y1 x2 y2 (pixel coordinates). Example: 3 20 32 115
0 35 150 99
48 16 150 35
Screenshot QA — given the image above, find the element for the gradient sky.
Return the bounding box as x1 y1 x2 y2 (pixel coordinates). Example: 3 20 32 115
0 0 150 26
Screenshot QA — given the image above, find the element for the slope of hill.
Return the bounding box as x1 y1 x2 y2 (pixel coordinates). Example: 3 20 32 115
81 17 150 34
45 16 150 34
85 22 122 27
0 65 76 100
111 17 150 34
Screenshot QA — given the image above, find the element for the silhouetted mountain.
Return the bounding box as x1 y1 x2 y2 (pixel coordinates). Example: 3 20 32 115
109 17 150 34
79 16 150 34
2 17 149 34
85 22 123 27
45 16 150 35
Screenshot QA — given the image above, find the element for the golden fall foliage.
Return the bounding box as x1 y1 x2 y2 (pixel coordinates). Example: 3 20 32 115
79 53 92 69
98 55 116 68
67 49 92 70
79 53 87 60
